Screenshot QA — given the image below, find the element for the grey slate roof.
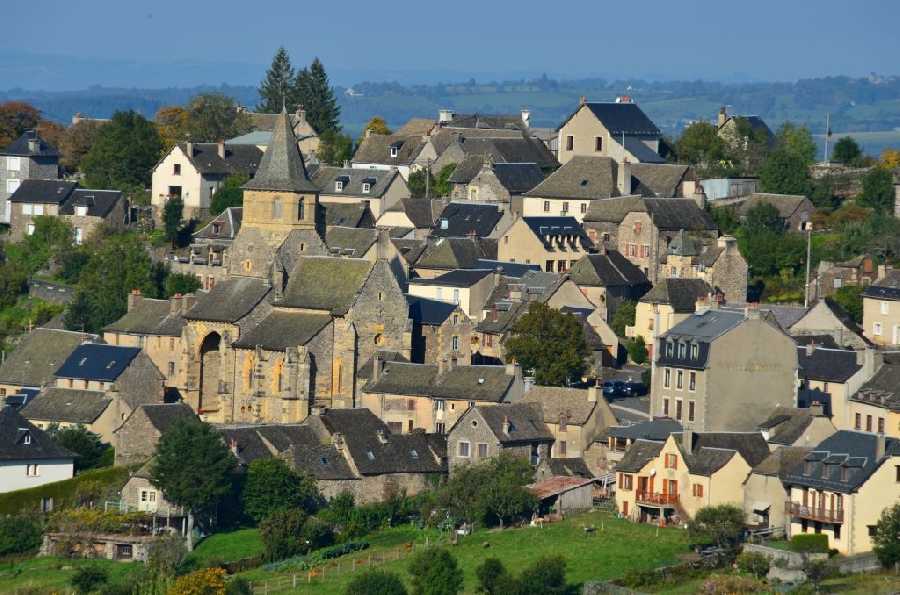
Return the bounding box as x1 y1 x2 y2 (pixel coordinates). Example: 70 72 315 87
582 195 646 223
363 361 516 403
315 167 401 198
410 268 493 288
737 194 808 219
384 198 444 229
177 143 262 176
581 103 661 136
194 207 243 241
55 344 141 382
568 251 650 288
446 155 486 185
352 134 426 166
520 216 590 246
59 189 122 218
442 113 528 131
280 430 357 480
863 270 900 301
325 227 377 257
680 431 771 475
526 156 621 199
432 202 506 238
186 277 270 323
798 346 862 383
133 402 198 433
783 431 900 493
644 199 717 231
491 162 547 193
1 130 59 157
752 446 813 479
850 354 900 412
0 329 89 388
445 136 558 170
103 298 181 337
623 138 665 164
9 180 77 204
541 457 593 478
232 311 331 350
242 111 318 193
415 238 496 271
616 438 665 473
322 202 375 229
663 309 745 341
598 419 683 442
21 388 111 424
477 402 554 444
521 386 597 425
407 295 458 326
758 407 826 446
631 164 693 198
0 406 75 461
278 257 373 315
639 278 712 312
356 351 409 382
476 259 541 278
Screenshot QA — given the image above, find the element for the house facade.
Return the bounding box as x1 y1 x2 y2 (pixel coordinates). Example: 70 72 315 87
862 270 900 345
0 130 60 224
556 98 663 166
0 407 75 493
496 216 591 273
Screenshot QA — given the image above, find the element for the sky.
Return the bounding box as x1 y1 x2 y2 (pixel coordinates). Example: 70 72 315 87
2 0 899 90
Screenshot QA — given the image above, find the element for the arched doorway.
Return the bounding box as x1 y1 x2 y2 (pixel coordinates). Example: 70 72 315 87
199 332 221 411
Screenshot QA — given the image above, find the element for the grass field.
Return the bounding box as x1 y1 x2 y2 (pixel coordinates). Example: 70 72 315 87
0 555 142 594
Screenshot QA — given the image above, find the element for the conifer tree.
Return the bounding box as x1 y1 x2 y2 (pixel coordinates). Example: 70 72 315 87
257 47 297 113
296 57 341 134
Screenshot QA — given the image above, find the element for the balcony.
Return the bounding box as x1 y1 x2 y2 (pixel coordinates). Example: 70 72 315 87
785 501 844 524
636 491 680 506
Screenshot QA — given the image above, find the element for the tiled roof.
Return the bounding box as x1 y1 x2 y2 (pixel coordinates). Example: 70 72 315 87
278 257 373 315
598 419 683 442
363 361 516 403
385 198 444 229
850 354 900 412
582 195 645 223
431 202 505 238
783 431 900 493
194 207 243 240
356 351 409 382
325 227 378 257
446 155 485 185
490 163 547 194
396 118 436 137
644 199 717 231
451 136 558 169
133 402 198 433
177 143 263 176
415 238 496 271
55 344 141 382
232 311 331 350
520 216 590 243
681 431 771 475
59 189 122 218
530 476 594 499
0 329 89 388
1 130 59 157
752 446 813 479
539 457 593 478
242 111 318 193
738 194 808 219
639 278 713 312
186 277 270 323
322 202 375 229
0 406 75 461
757 407 826 446
863 270 900 301
476 260 541 278
21 388 111 424
407 295 459 326
103 298 180 336
442 113 528 131
352 134 425 166
9 180 77 204
798 346 862 383
623 138 665 164
662 309 745 341
522 386 597 426
568 251 650 288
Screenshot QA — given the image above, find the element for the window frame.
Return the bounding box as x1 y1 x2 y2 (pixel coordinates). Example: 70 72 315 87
458 441 470 457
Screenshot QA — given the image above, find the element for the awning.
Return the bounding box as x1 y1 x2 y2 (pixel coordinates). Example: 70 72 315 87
752 501 771 512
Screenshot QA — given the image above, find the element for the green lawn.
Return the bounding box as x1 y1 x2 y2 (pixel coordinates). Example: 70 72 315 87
183 528 263 571
0 556 142 593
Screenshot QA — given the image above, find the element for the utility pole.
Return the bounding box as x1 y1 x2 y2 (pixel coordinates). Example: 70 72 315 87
425 159 431 200
804 228 813 307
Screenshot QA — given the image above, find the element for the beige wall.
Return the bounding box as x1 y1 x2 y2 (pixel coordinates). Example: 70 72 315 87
496 218 586 272
744 471 791 528
521 197 592 223
863 297 900 345
151 147 206 215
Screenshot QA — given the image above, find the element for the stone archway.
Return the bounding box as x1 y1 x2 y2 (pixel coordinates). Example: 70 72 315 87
199 332 221 411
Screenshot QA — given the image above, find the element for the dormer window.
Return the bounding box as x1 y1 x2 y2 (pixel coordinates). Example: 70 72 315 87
678 343 686 358
335 181 344 192
804 461 812 475
691 344 698 359
212 223 222 236
362 182 371 194
390 147 398 158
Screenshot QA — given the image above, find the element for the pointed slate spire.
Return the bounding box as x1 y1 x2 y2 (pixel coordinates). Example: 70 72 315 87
243 110 318 193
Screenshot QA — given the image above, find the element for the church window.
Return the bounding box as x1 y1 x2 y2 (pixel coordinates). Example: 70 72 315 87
298 198 305 220
273 196 282 219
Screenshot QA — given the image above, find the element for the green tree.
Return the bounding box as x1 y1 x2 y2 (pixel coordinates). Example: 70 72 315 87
164 271 202 297
185 92 252 143
151 418 236 551
505 301 590 386
345 569 408 595
743 201 783 236
317 129 354 166
48 425 106 472
258 507 308 562
169 567 227 595
830 288 863 323
357 116 392 147
722 118 772 174
163 198 184 246
210 173 249 215
735 551 770 579
70 565 109 594
674 121 725 164
775 121 818 165
859 168 895 214
408 548 464 595
0 515 43 557
82 110 163 190
517 554 567 595
759 149 813 196
407 169 435 199
627 336 648 365
258 47 298 114
705 203 740 235
475 558 510 594
610 301 635 338
433 163 458 197
145 532 187 593
25 215 74 272
688 504 746 550
64 290 99 333
831 136 863 166
296 57 341 135
241 457 320 521
873 501 900 569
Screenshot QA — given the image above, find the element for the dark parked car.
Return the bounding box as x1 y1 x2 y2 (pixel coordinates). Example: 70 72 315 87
622 381 648 397
602 380 624 397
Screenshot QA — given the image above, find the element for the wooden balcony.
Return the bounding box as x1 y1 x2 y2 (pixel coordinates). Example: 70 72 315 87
785 501 844 524
636 491 680 506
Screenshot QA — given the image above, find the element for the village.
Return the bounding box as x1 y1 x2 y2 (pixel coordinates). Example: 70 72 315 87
1 55 900 593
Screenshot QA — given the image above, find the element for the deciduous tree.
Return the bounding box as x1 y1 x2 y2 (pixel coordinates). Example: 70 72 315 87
356 116 392 147
0 101 41 147
505 301 590 386
163 198 184 247
164 271 202 297
60 119 103 174
210 173 248 215
258 507 308 562
831 136 863 166
408 548 464 595
345 569 408 595
688 504 746 550
81 110 163 190
185 92 252 143
859 167 895 214
873 501 900 569
258 47 298 114
674 121 725 165
317 129 353 166
169 567 226 595
241 457 320 521
759 149 813 196
154 105 189 151
775 121 818 165
48 425 106 471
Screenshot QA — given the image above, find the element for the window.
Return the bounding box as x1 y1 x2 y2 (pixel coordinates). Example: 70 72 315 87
692 483 704 497
662 397 669 416
676 370 683 390
543 200 550 212
458 441 470 457
173 163 181 175
167 362 175 376
628 244 636 256
298 198 305 220
33 204 43 216
407 399 415 411
453 289 460 303
688 400 695 422
666 454 678 469
559 441 567 455
74 227 83 245
562 202 569 213
689 372 696 391
452 336 459 351
545 260 554 272
6 179 20 194
26 223 35 236
855 413 862 430
408 420 414 432
436 288 443 300
619 473 633 490
8 156 21 171
866 415 873 432
896 465 900 482
595 136 603 152
335 181 344 192
559 414 567 431
557 260 567 273
565 135 574 151
436 399 445 412
453 314 460 326
841 466 850 481
390 147 399 158
664 368 671 388
436 422 446 434
879 418 885 434
804 461 812 475
675 398 683 420
602 232 610 243
362 182 371 194
273 196 282 219
883 301 890 315
23 203 32 215
477 443 488 458
874 323 883 336
677 343 686 358
26 464 39 476
691 344 698 359
641 245 650 257
666 342 674 357
833 278 843 288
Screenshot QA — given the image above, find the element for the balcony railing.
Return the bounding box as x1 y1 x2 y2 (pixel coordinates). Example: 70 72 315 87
785 501 844 523
636 491 680 505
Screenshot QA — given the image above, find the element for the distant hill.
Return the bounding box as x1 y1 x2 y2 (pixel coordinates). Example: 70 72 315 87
3 74 899 156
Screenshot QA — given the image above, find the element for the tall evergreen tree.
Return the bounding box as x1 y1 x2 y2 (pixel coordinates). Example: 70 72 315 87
257 47 297 113
296 57 341 134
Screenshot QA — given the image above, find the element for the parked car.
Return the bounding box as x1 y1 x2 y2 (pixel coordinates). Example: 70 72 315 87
602 380 624 397
622 380 648 397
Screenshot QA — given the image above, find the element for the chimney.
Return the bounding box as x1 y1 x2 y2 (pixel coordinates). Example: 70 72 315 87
298 108 307 123
230 438 239 457
809 402 825 417
691 185 706 210
170 293 183 315
438 109 453 123
186 141 194 157
502 415 510 435
28 135 40 153
616 160 632 195
682 428 694 451
599 244 607 256
127 289 142 312
579 95 587 107
521 109 531 126
181 293 197 315
343 160 349 169
718 106 727 127
588 379 600 402
332 432 344 449
312 405 328 416
493 267 504 289
218 140 225 159
373 355 384 381
745 302 761 319
863 256 874 275
377 429 389 444
806 343 815 357
365 128 372 138
876 433 886 460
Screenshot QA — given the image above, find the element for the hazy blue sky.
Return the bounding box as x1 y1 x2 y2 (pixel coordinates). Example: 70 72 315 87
2 0 899 88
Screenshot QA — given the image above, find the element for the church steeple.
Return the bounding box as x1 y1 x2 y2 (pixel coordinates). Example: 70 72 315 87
243 110 318 193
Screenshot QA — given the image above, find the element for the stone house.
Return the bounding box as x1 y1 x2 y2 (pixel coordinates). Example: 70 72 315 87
615 429 769 522
447 402 554 473
325 227 410 287
408 269 497 323
0 130 60 224
737 193 814 232
862 269 900 345
632 278 714 349
0 406 75 494
8 180 124 243
113 402 198 467
351 133 427 180
568 248 650 322
848 354 900 438
427 133 557 174
448 157 545 204
660 233 749 305
651 306 799 431
150 141 263 222
176 207 243 292
789 298 870 350
495 216 591 273
119 461 185 518
242 108 320 156
377 198 444 239
743 446 812 529
815 255 875 299
522 157 629 223
314 167 409 219
783 431 900 555
521 385 617 458
556 98 664 166
716 108 775 154
412 238 497 278
406 295 473 365
361 359 525 436
587 418 682 475
0 328 90 399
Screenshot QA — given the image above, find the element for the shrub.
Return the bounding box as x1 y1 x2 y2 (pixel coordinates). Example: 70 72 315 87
259 508 307 562
169 567 227 595
791 533 829 554
735 551 770 578
0 515 43 557
71 565 109 595
345 569 408 595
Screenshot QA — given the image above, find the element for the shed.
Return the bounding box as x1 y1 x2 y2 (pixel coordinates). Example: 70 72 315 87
529 476 596 514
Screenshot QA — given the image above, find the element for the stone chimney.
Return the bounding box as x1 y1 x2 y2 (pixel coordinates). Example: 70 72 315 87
806 342 815 357
745 302 761 319
691 185 706 210
373 356 384 381
170 293 183 315
876 433 886 460
682 427 694 451
521 109 531 127
493 267 504 289
809 402 825 417
218 140 225 159
186 141 194 157
579 95 587 107
588 379 600 403
297 108 307 123
377 429 389 444
27 135 40 153
717 235 737 253
502 415 510 435
616 159 632 195
365 128 372 139
332 432 344 449
438 109 453 123
127 289 142 312
181 293 197 315
718 106 727 127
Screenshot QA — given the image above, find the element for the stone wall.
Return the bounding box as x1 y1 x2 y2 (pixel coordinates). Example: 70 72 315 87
114 408 159 467
319 472 438 505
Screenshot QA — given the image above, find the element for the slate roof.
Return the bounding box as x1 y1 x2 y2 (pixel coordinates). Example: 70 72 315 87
353 134 426 166
797 346 862 383
863 270 900 301
520 216 590 245
486 163 547 194
415 238 496 271
132 402 198 433
325 227 377 257
540 457 593 478
0 329 89 388
476 259 541 278
580 102 661 136
850 354 900 412
21 388 111 424
410 268 493 288
217 424 322 466
526 156 621 199
752 446 814 479
449 136 558 169
720 303 808 332
281 431 357 480
186 277 270 323
384 198 444 229
442 113 528 131
363 361 516 403
278 257 373 315
738 194 809 219
392 239 428 265
9 180 78 204
55 344 141 382
407 295 459 326
194 207 243 241
680 431 771 475
568 251 650 288
522 387 597 425
242 111 318 192
758 407 828 447
665 229 699 258
315 167 401 198
783 431 900 493
645 199 717 231
232 311 331 350
662 309 745 342
322 202 375 229
103 298 181 337
582 195 645 223
432 202 505 238
396 118 436 137
616 439 665 473
174 143 263 176
0 406 75 461
477 402 554 444
639 278 713 312
598 419 683 442
446 155 486 185
623 138 665 164
631 164 692 198
1 130 59 157
62 189 123 218
356 351 409 382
